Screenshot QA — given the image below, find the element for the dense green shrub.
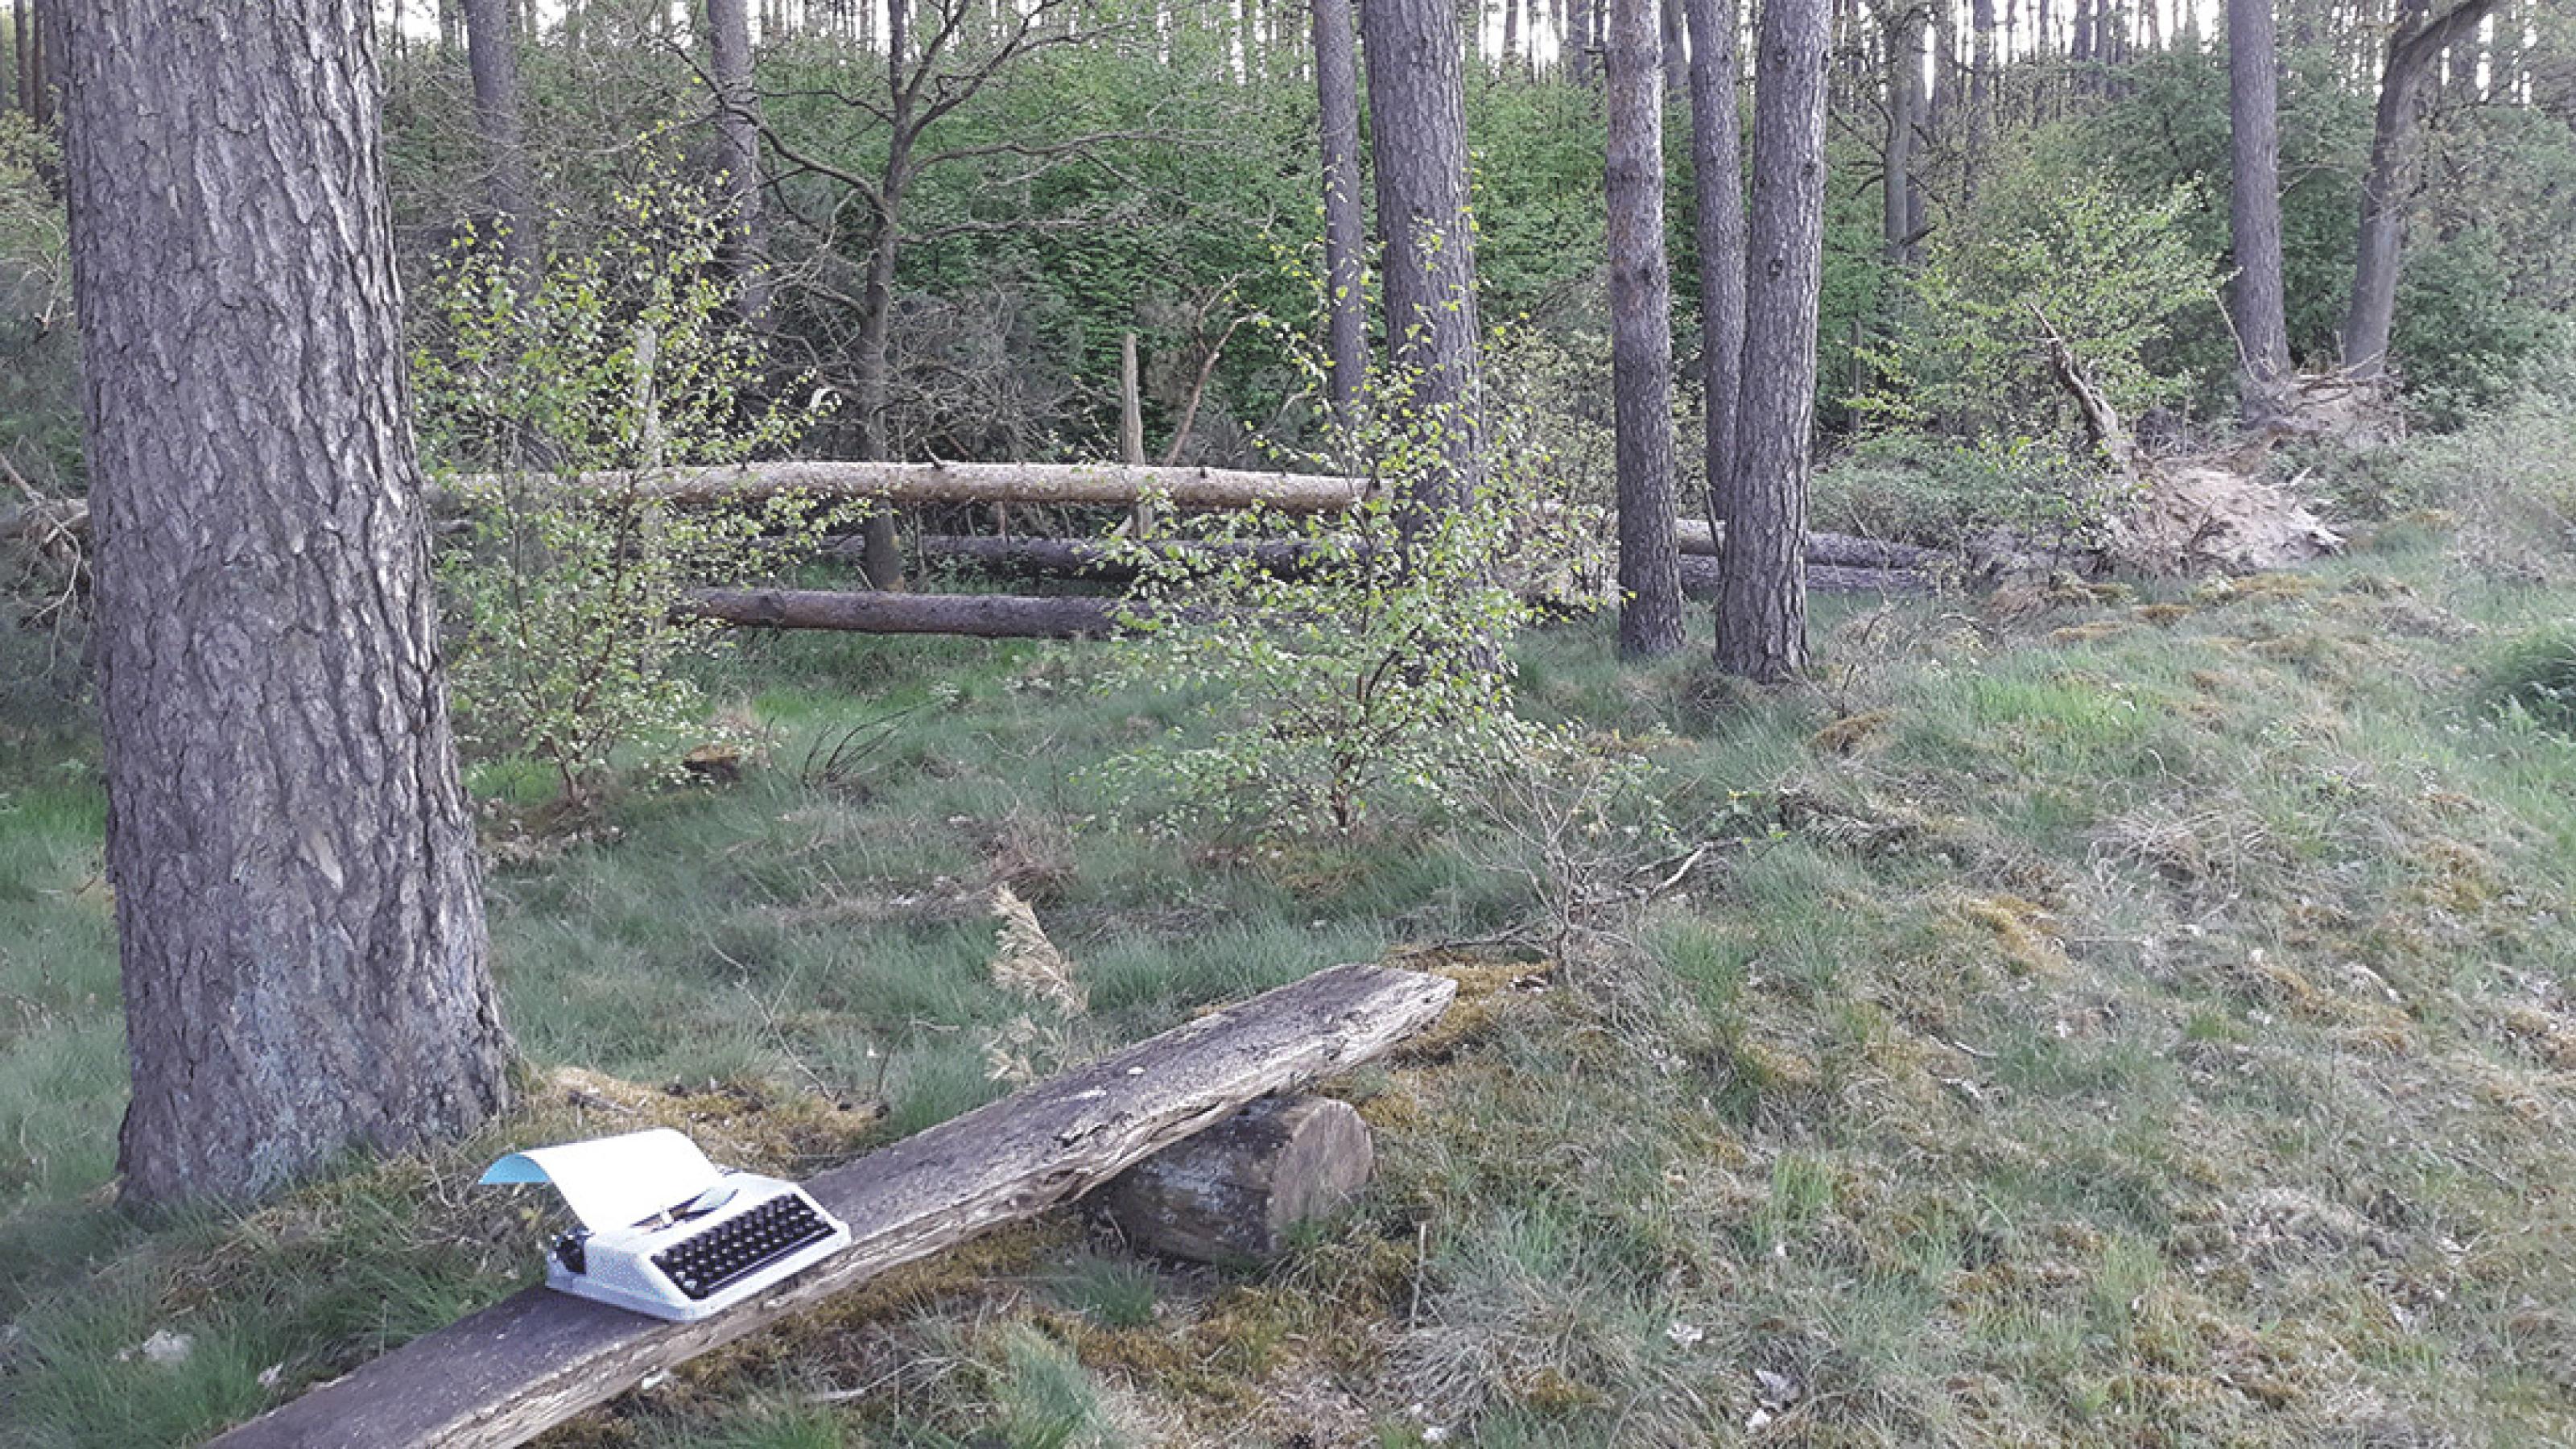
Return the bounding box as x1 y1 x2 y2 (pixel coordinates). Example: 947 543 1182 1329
414 161 845 803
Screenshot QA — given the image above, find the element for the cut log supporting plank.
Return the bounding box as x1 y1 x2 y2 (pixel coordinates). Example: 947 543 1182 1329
1100 1094 1374 1264
204 963 1456 1449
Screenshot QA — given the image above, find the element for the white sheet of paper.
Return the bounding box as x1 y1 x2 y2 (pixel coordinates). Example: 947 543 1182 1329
480 1127 726 1232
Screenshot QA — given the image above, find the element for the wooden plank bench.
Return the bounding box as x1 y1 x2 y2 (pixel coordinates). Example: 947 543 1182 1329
204 963 1454 1449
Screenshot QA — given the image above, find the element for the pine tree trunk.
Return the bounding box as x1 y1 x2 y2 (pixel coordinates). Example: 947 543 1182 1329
2227 0 2293 419
1969 0 1994 194
1883 2 1922 266
1716 0 1829 682
1660 0 1688 98
1608 0 1686 657
1313 0 1368 427
463 0 536 276
10 0 28 118
56 0 511 1210
707 0 772 324
1361 0 1483 526
2344 0 2502 378
1685 0 1746 535
855 2 910 588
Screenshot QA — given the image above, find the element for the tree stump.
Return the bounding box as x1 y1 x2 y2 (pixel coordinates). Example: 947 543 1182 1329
1100 1095 1373 1264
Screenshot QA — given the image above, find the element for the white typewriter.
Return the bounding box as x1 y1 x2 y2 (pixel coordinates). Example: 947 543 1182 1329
481 1127 852 1323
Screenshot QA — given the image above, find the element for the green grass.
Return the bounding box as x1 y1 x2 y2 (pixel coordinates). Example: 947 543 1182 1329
6 441 2576 1446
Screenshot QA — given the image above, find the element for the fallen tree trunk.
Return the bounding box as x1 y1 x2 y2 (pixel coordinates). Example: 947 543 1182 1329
206 963 1457 1449
1678 555 1933 598
918 532 1934 585
904 534 1329 580
1674 518 1938 569
440 460 1365 514
912 526 1934 580
683 588 1129 638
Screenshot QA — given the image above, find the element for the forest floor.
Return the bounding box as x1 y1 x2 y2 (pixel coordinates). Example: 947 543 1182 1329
3 420 2575 1447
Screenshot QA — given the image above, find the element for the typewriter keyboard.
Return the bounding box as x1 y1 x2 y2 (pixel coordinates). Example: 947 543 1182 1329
652 1194 837 1301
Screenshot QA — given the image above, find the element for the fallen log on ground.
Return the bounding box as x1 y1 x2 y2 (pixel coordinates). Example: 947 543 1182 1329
439 460 1365 515
205 963 1457 1449
683 588 1129 638
905 534 1328 580
686 555 1934 641
1678 555 1934 598
910 526 1936 579
1673 518 1938 569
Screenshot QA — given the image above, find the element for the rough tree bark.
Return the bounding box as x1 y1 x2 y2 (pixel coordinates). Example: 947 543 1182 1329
1661 0 1689 98
705 0 772 324
56 0 512 1209
2343 0 2504 378
1716 0 1831 682
1312 0 1368 429
852 0 912 588
1968 0 1993 194
10 0 28 119
1686 0 1747 537
463 0 537 277
1361 0 1484 525
2227 0 2292 419
1883 0 1922 266
1607 0 1686 656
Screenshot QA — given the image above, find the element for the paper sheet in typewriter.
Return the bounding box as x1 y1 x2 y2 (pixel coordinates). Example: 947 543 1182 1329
479 1127 728 1231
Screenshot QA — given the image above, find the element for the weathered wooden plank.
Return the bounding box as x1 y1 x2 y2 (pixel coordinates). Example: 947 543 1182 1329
205 964 1455 1449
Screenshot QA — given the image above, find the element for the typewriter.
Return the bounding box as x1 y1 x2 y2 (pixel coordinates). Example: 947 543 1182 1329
483 1128 852 1323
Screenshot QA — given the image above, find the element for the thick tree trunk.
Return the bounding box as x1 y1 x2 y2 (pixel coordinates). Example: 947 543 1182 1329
706 0 772 324
56 0 510 1210
1968 0 1993 193
25 0 44 128
1312 0 1368 428
1361 0 1484 526
854 1 911 587
1716 0 1830 682
10 0 28 119
1686 0 1747 541
1607 0 1686 657
463 0 537 277
1660 0 1689 98
2343 0 2502 378
1883 1 1922 266
2227 0 2292 419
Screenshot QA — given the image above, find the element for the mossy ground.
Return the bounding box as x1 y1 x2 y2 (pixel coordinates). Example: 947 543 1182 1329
5 459 2576 1446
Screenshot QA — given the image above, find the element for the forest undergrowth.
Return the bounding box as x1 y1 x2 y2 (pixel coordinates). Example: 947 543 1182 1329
3 415 2575 1446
